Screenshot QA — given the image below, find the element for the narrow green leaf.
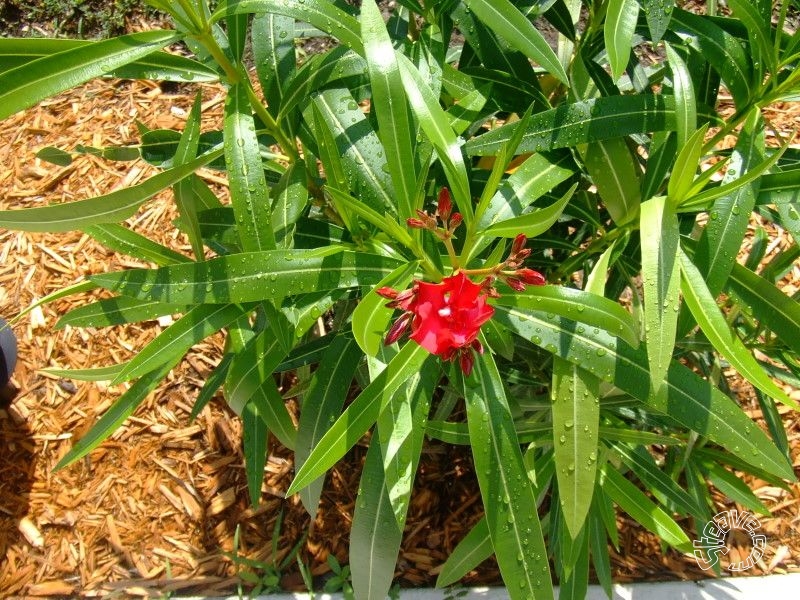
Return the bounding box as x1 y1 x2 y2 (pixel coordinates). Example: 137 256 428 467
588 500 613 598
225 82 275 252
90 249 403 304
679 251 798 409
727 262 800 357
242 398 269 507
664 42 696 150
667 124 708 206
435 517 493 588
190 353 233 421
639 0 674 43
113 304 246 383
640 196 680 393
352 262 419 357
694 111 763 295
296 336 362 518
491 285 639 348
361 0 416 220
0 30 181 119
671 8 752 106
552 359 600 538
396 53 473 226
252 13 295 113
85 223 190 266
465 95 676 156
211 0 363 55
287 342 431 495
173 92 206 259
605 0 640 81
464 352 553 600
350 434 404 600
701 461 770 516
484 182 576 238
464 0 568 84
312 89 396 216
600 465 691 551
36 146 72 166
728 0 776 80
0 38 218 82
271 161 307 248
40 364 127 382
56 297 188 329
55 362 174 470
0 149 222 232
583 138 641 226
492 306 796 480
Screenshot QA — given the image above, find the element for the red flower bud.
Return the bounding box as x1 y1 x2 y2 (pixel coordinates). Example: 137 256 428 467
505 276 526 292
449 212 463 230
437 188 452 221
384 311 412 345
512 233 527 255
459 349 475 376
376 286 398 299
517 268 546 286
406 218 427 229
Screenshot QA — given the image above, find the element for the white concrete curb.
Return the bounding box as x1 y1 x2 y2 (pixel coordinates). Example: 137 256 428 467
183 571 800 599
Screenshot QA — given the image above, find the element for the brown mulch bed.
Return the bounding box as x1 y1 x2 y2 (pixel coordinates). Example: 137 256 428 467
1 78 799 598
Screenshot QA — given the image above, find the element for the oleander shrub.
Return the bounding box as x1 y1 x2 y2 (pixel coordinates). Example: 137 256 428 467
0 1 798 598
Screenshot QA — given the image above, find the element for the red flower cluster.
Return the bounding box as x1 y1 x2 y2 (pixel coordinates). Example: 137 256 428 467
378 272 493 376
377 188 547 376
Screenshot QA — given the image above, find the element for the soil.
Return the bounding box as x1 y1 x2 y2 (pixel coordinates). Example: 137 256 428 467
0 47 799 600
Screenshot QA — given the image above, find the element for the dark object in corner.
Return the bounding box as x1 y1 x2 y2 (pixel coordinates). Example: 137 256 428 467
0 316 17 389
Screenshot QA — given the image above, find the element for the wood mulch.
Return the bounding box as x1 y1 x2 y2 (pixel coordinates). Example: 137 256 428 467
0 78 798 598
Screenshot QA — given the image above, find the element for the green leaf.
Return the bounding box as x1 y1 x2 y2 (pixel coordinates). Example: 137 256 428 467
352 262 419 357
727 262 800 357
40 364 127 382
694 110 763 296
377 360 437 526
728 0 776 81
484 182 576 238
84 224 190 266
464 352 553 600
640 196 681 393
477 151 576 232
90 248 403 304
463 0 568 84
492 306 795 480
664 42 696 150
113 304 247 383
0 38 218 82
492 285 639 348
679 251 798 410
396 53 473 226
435 517 493 588
311 89 397 216
600 465 692 551
242 398 269 507
271 161 307 248
361 0 416 221
211 0 363 55
701 461 770 516
465 95 676 156
36 146 72 166
252 13 295 113
667 124 708 206
286 342 431 495
605 0 640 82
296 336 362 518
552 359 600 539
55 362 174 470
588 500 613 598
225 82 275 252
190 353 233 421
639 0 674 43
583 138 641 226
0 149 223 232
671 8 752 106
173 92 206 259
55 297 188 329
350 434 404 600
0 30 181 119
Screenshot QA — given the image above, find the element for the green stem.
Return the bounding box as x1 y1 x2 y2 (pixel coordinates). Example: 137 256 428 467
443 235 459 270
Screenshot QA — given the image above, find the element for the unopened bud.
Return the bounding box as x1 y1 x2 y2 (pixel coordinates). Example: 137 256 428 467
406 218 427 229
459 349 475 376
505 276 526 292
517 268 545 286
376 286 398 299
449 212 463 230
437 188 452 221
511 233 527 255
384 312 412 345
